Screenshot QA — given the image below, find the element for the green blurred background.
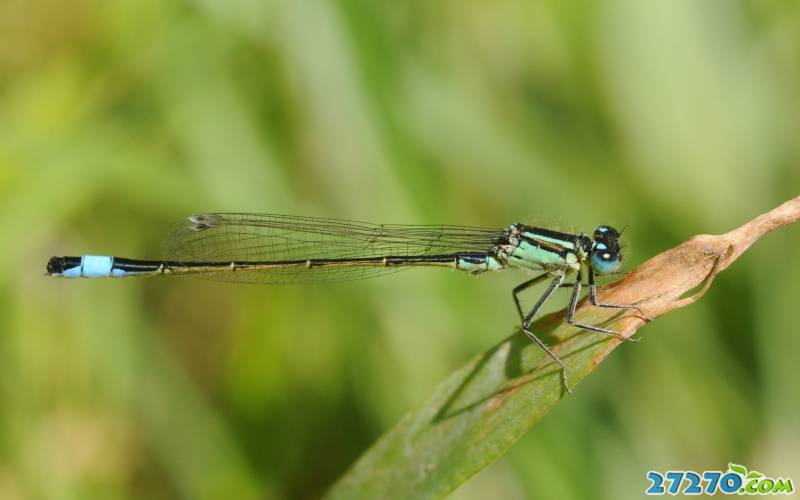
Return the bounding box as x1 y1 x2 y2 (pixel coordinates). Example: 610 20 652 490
1 0 799 498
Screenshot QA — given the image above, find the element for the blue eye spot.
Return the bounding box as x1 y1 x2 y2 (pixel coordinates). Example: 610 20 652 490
595 243 607 250
597 227 608 232
592 252 620 274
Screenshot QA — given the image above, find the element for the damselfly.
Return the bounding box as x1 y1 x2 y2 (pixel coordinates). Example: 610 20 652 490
47 213 645 392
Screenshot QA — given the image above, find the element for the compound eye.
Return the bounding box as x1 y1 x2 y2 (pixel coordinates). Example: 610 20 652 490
593 225 619 240
591 243 620 274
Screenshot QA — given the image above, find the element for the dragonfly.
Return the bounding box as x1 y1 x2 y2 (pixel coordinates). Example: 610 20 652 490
47 213 645 392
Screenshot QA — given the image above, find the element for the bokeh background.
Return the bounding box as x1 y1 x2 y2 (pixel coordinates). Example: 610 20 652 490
2 0 799 498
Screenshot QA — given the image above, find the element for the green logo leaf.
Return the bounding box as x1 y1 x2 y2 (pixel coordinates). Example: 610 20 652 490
746 471 763 479
728 463 748 476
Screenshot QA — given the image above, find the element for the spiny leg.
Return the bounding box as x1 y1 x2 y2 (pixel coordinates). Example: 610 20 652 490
519 273 574 393
587 268 650 321
565 270 637 342
511 272 550 323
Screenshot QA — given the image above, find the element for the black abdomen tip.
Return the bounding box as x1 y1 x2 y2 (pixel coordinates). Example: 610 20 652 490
47 256 81 275
47 256 64 275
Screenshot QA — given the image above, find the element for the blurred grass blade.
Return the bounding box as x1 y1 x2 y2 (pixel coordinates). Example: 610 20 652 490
326 196 800 499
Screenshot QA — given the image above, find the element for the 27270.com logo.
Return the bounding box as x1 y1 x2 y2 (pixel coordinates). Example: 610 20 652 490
646 463 794 496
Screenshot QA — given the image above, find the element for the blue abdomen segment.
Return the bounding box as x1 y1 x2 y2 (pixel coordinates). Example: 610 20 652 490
49 255 130 278
62 255 119 278
48 255 165 278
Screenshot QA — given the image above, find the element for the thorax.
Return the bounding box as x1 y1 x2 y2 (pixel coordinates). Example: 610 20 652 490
493 224 592 274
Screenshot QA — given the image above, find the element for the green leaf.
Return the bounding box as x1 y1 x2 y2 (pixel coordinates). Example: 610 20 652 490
747 471 764 479
327 197 800 499
327 312 629 499
729 463 748 475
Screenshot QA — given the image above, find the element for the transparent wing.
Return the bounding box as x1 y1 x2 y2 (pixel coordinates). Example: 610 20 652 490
165 213 506 284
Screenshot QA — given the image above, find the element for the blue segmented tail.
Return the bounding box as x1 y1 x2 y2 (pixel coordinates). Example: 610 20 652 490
47 255 152 278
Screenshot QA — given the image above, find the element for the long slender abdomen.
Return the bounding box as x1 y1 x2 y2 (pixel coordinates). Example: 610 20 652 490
47 253 508 279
